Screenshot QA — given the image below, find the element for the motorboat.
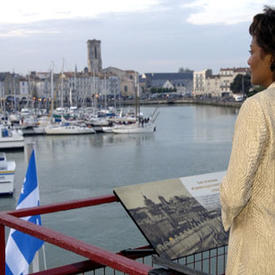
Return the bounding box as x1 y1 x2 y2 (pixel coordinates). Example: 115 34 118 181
0 153 16 195
45 123 96 135
0 126 24 150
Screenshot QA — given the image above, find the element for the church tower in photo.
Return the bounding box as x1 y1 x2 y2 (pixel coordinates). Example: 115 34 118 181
87 39 102 73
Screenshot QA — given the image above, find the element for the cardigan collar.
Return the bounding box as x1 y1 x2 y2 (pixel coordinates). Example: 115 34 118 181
267 82 275 89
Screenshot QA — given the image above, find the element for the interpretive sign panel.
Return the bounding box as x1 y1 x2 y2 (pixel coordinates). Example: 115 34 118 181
114 171 228 260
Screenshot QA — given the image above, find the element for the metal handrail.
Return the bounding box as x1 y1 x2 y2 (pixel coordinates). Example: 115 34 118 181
0 194 227 275
0 194 152 275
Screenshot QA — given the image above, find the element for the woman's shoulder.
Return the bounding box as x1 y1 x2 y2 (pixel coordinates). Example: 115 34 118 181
241 86 275 119
245 87 274 105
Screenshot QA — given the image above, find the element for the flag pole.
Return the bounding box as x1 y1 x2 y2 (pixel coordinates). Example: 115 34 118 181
24 142 35 165
24 143 40 273
24 143 47 272
6 143 45 275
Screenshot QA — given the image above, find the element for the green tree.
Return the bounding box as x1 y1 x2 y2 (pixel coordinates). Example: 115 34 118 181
178 67 193 73
247 85 265 97
230 74 251 95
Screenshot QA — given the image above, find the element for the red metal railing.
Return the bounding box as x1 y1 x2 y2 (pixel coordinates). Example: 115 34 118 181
0 194 153 275
0 194 227 275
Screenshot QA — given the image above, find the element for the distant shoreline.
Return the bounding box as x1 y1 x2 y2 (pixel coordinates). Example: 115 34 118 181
121 98 242 108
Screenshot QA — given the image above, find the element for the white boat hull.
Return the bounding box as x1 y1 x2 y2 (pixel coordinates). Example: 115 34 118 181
112 123 156 134
0 128 24 149
0 139 24 149
22 126 46 136
102 126 114 133
0 159 16 195
45 125 95 135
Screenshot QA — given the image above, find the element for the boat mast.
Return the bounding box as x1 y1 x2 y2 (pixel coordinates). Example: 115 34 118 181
69 88 72 108
74 65 77 107
27 73 32 110
13 72 16 112
104 73 107 110
93 69 97 113
50 69 54 116
0 86 4 113
60 59 64 108
135 73 140 121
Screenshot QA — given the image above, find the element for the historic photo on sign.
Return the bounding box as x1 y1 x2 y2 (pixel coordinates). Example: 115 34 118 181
114 171 228 260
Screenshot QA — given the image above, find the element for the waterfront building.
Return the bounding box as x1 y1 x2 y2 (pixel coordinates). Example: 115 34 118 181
102 67 137 97
87 39 102 73
142 72 193 94
193 69 212 96
205 75 221 97
0 74 5 98
29 72 51 99
19 77 29 96
161 80 174 89
60 71 120 106
193 67 250 98
87 39 140 98
23 70 120 108
0 73 30 106
108 75 121 97
0 73 20 97
143 72 193 94
28 71 56 104
219 67 249 96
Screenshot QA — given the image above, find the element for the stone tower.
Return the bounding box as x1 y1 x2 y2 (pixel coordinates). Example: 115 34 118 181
87 39 102 73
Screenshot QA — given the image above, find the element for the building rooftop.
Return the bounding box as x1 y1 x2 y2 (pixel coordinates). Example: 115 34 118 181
144 72 193 81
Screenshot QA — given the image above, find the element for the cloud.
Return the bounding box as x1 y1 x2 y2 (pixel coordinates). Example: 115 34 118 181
0 29 59 38
0 0 160 24
181 0 274 25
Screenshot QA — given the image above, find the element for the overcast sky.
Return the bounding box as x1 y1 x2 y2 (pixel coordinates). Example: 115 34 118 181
0 0 273 75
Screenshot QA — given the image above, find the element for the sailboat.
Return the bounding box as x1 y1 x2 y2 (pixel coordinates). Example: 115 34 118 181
111 110 158 134
112 75 158 134
44 122 96 135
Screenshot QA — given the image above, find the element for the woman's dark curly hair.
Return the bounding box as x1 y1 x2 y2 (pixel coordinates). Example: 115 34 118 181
249 6 275 72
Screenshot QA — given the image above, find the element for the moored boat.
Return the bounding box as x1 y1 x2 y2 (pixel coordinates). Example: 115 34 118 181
0 153 16 195
45 123 96 135
21 125 46 136
20 115 46 136
0 126 24 150
112 122 156 134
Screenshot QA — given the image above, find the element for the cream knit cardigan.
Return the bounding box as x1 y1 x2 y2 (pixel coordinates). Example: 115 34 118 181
220 82 275 275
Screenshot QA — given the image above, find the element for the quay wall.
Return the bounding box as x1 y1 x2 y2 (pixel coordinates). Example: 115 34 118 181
121 98 242 108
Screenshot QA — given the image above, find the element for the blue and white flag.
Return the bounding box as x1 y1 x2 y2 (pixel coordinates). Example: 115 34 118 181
5 150 44 275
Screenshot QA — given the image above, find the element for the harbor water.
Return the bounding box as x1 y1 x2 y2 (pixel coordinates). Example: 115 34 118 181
0 104 238 269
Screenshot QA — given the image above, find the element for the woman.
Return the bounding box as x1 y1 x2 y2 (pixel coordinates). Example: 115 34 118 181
220 6 275 275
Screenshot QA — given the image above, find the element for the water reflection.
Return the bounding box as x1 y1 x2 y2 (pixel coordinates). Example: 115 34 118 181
195 105 239 118
28 133 155 152
102 133 155 146
193 106 238 143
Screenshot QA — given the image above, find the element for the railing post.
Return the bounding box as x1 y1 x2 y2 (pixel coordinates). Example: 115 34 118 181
0 224 5 275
